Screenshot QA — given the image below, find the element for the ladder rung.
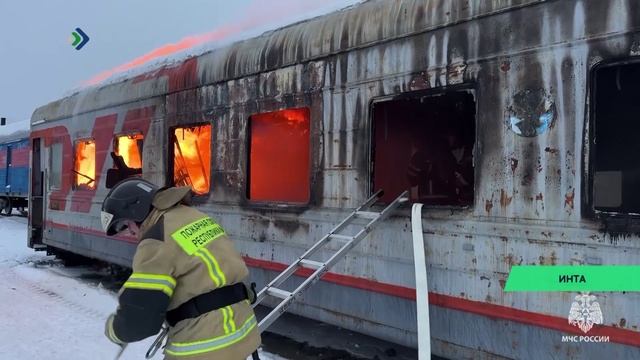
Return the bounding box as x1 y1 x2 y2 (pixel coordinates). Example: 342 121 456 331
329 234 353 242
355 211 379 219
267 287 292 299
299 259 324 269
255 190 408 333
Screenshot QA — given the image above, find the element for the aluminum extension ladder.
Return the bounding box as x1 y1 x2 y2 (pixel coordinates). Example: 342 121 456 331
253 190 409 332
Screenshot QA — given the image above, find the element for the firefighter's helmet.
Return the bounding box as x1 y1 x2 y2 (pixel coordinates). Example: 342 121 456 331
101 178 159 236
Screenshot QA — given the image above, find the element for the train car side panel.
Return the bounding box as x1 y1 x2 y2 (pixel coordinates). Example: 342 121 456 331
28 0 640 358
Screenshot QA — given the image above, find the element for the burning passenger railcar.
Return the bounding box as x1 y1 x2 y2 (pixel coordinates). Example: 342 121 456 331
29 0 640 358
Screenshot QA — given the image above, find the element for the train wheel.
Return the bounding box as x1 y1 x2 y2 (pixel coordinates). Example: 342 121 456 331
51 249 93 266
0 197 11 216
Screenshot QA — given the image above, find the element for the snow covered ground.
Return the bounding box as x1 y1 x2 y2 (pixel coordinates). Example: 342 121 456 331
0 217 285 360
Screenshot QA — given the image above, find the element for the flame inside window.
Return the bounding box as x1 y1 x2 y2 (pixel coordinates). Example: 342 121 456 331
249 108 310 203
115 134 143 169
173 125 211 195
75 139 96 190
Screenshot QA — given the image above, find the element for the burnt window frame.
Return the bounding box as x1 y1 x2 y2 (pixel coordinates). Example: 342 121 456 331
168 122 212 198
72 137 97 191
113 131 144 171
585 57 640 230
245 107 312 206
368 85 477 209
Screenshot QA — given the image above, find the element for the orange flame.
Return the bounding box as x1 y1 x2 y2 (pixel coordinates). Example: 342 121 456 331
116 134 143 169
75 140 96 189
173 125 211 195
249 108 310 202
84 0 354 85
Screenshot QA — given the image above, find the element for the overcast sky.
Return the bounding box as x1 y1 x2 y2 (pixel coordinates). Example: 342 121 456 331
0 0 360 123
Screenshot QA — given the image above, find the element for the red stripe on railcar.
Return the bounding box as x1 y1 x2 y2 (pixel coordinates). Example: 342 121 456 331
122 106 154 136
11 147 29 167
243 256 640 348
0 149 6 168
40 221 640 348
46 221 137 244
70 114 117 213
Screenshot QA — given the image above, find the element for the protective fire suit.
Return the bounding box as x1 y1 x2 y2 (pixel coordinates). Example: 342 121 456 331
105 186 261 359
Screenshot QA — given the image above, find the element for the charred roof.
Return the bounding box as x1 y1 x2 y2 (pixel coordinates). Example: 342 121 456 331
31 0 545 123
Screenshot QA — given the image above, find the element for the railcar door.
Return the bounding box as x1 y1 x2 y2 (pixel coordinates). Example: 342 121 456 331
2 145 13 213
28 138 44 249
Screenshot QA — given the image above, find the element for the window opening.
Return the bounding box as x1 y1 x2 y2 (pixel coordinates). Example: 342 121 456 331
592 62 640 214
106 133 144 188
372 91 476 205
248 108 310 203
74 139 96 190
115 133 143 170
172 124 211 195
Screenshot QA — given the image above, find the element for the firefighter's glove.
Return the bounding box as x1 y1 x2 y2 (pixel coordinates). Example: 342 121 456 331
245 282 258 304
105 313 126 346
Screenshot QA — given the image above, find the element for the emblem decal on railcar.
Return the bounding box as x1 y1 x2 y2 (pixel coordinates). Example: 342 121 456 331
568 292 603 333
506 88 556 137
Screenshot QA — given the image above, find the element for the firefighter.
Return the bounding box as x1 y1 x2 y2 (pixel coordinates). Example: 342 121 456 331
101 177 261 359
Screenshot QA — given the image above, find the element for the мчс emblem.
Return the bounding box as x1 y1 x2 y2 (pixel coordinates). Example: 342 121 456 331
568 292 603 333
506 88 556 137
